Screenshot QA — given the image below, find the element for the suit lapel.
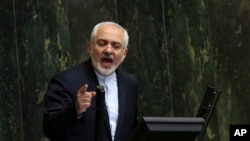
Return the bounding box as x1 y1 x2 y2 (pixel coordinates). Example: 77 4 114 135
114 70 128 140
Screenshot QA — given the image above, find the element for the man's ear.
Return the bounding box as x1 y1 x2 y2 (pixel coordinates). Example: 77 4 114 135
123 48 128 57
87 42 92 55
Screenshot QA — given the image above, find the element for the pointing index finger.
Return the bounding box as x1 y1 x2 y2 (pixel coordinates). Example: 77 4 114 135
79 84 88 93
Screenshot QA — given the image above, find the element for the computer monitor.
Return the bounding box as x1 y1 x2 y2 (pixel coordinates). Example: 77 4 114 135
130 117 204 141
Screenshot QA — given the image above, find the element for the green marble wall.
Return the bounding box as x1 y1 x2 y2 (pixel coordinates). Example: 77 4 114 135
0 0 249 141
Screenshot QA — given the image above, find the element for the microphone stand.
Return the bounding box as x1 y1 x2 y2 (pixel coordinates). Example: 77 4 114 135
95 85 105 141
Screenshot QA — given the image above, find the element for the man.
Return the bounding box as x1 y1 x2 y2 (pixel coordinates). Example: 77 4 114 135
43 21 139 141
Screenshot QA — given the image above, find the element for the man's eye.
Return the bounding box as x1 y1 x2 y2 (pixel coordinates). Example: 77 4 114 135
112 43 121 49
97 40 108 46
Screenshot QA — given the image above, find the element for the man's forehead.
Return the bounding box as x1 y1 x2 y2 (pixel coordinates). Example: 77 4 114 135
95 26 124 41
97 24 123 33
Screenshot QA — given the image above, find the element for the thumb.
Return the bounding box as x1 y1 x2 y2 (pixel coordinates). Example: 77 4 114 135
91 91 96 97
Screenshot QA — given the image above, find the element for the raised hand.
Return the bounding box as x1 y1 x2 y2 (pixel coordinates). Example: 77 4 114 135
76 84 96 117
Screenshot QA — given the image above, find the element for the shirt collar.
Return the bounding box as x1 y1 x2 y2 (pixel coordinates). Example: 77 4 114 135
95 71 116 82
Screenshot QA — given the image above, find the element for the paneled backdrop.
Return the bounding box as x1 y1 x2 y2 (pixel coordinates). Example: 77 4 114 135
1 0 250 141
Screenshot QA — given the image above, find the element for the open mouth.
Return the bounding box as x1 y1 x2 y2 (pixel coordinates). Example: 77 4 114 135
100 57 114 67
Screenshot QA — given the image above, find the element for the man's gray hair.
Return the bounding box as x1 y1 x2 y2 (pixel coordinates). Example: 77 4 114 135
90 21 129 48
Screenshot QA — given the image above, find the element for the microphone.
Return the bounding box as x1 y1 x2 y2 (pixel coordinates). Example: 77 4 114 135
95 85 105 141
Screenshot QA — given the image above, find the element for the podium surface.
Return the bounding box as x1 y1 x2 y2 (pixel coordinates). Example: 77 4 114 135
130 117 204 141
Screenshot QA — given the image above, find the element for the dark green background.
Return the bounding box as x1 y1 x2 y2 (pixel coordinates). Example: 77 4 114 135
1 0 250 141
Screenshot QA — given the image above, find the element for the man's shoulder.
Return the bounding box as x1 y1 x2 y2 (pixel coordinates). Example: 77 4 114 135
117 69 138 83
56 62 85 75
52 60 93 81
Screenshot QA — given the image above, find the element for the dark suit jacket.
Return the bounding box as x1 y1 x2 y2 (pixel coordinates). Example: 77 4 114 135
43 59 139 141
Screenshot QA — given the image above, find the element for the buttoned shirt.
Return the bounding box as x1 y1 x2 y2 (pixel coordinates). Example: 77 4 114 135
95 71 119 141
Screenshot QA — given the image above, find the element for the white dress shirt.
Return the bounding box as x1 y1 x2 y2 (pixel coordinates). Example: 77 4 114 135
95 71 119 141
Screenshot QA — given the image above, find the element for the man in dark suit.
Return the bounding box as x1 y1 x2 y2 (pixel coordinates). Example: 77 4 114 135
43 21 139 141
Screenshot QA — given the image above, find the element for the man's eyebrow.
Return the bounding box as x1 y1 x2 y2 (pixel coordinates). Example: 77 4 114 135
97 39 121 44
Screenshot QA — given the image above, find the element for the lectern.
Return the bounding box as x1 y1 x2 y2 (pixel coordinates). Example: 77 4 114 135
130 117 204 141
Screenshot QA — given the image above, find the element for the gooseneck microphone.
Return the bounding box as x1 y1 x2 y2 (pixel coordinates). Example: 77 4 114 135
95 85 105 141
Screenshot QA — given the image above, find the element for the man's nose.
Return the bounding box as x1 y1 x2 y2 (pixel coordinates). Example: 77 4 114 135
104 44 113 53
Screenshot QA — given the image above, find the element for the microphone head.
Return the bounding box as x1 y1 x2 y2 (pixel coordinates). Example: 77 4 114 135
96 85 105 93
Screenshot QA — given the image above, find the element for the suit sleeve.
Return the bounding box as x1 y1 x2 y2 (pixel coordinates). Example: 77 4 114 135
43 74 82 140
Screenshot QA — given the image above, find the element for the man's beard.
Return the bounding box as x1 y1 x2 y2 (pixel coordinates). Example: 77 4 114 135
91 55 125 76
